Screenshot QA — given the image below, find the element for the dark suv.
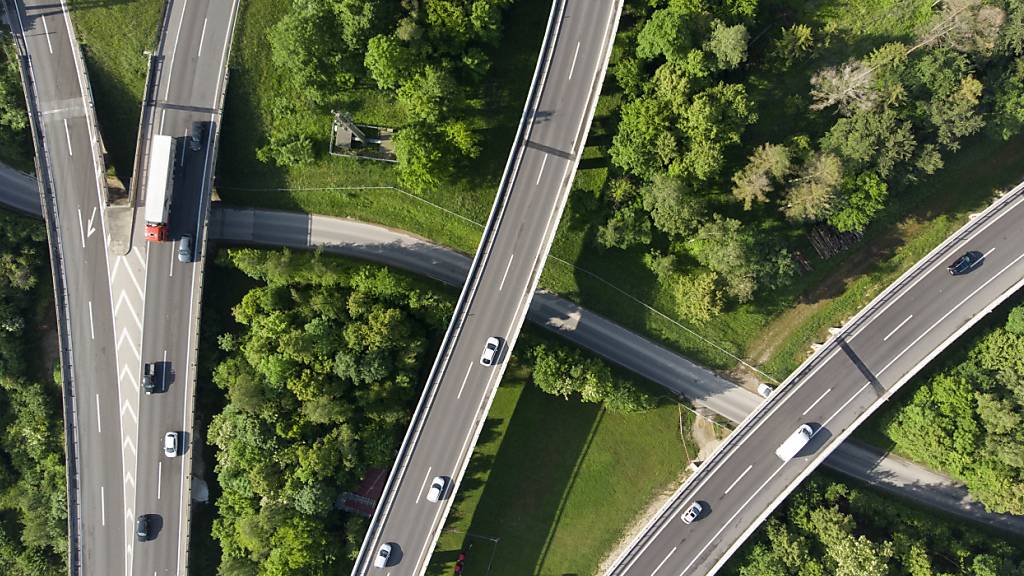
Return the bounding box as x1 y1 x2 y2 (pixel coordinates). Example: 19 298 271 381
136 515 151 542
189 121 204 151
948 251 982 275
143 363 157 394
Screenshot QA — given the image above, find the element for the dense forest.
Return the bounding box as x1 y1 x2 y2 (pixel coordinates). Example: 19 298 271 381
258 0 514 191
0 212 67 576
0 30 31 170
596 0 1024 323
726 475 1024 575
876 301 1024 514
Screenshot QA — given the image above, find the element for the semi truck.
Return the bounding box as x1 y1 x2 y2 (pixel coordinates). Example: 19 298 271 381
144 134 175 242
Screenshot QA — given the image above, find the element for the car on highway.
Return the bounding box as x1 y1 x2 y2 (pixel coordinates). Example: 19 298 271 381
480 336 501 366
775 424 814 461
374 543 392 568
189 121 203 151
948 251 982 275
136 515 151 542
164 431 179 457
681 501 703 524
426 476 447 503
178 235 192 263
757 383 774 398
143 362 158 394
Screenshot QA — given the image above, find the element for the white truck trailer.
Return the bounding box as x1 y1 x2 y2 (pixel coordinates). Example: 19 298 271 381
144 134 175 242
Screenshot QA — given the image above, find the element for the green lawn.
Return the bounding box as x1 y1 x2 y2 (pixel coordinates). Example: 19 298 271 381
68 0 163 178
429 345 692 576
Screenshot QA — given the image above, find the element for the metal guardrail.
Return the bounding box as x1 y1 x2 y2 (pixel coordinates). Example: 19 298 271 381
605 181 1024 575
3 6 82 573
351 0 626 573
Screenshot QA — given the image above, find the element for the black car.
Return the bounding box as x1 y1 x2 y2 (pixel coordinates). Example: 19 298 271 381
189 121 204 151
136 515 151 542
143 363 157 394
948 251 982 275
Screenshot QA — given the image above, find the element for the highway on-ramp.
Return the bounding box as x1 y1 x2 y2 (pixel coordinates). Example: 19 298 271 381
131 1 239 574
608 186 1024 576
352 1 623 573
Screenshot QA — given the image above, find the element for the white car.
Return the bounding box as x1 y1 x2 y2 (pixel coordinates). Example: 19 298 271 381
480 336 501 366
681 501 703 524
426 476 447 503
163 431 178 457
757 383 774 398
374 543 392 568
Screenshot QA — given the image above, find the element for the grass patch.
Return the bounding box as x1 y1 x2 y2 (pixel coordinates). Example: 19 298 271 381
429 338 692 576
68 0 163 178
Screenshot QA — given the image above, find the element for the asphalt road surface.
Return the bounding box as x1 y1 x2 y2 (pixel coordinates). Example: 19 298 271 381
352 1 623 574
610 187 1024 576
5 1 131 574
132 1 239 574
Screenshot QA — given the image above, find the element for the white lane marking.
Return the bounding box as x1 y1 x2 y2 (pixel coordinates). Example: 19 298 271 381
883 315 914 341
88 300 95 339
498 254 515 291
95 394 101 434
163 0 190 100
567 41 581 79
114 292 143 330
123 435 136 455
802 388 832 416
878 249 1024 377
63 118 72 155
169 244 176 277
179 128 188 167
679 462 788 575
651 546 676 576
157 461 162 500
159 108 167 132
535 154 548 185
117 328 140 358
40 15 53 54
722 464 753 496
416 467 433 504
121 400 137 423
77 208 86 247
823 382 871 429
100 486 105 526
456 366 472 400
197 17 208 58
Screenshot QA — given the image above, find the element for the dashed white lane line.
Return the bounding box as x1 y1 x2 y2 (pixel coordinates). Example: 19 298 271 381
823 382 871 429
535 154 548 185
650 546 676 576
722 465 752 496
568 41 581 79
169 243 176 277
88 300 95 339
883 315 913 342
163 0 190 100
40 15 53 54
802 388 832 416
456 365 472 400
498 254 515 291
95 394 101 434
197 17 208 59
157 461 162 500
100 485 105 526
77 208 86 247
415 467 433 504
63 118 72 155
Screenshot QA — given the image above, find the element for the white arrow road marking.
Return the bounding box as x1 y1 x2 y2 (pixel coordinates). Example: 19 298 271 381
121 400 137 424
86 206 97 238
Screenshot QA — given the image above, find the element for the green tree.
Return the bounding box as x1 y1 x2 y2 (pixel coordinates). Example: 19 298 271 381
784 152 842 223
991 58 1024 141
397 66 459 123
610 96 673 178
772 24 814 69
636 5 692 61
731 143 791 209
828 172 888 232
689 215 790 302
364 34 415 90
675 82 758 180
704 21 748 70
597 201 652 249
672 271 724 325
821 109 914 177
394 124 452 192
641 173 705 237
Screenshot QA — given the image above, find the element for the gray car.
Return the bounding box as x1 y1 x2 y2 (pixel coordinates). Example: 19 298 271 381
178 235 192 263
